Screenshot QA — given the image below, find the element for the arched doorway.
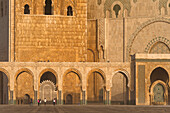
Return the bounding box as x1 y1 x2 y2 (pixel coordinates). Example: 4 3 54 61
63 69 81 105
153 84 165 103
15 70 34 105
87 69 105 104
66 94 72 104
0 71 8 104
24 94 30 104
39 71 57 104
111 72 128 105
150 67 169 105
150 81 167 105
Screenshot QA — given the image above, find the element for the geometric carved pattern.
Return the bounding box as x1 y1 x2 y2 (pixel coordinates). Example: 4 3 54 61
149 42 170 54
40 80 56 101
145 37 170 54
98 19 105 48
153 84 165 102
126 17 170 61
104 0 131 17
153 0 169 15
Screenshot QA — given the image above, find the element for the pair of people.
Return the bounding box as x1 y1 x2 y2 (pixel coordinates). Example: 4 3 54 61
38 98 56 105
38 99 41 106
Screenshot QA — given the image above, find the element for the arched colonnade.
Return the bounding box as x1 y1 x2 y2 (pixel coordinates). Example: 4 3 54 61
0 62 130 105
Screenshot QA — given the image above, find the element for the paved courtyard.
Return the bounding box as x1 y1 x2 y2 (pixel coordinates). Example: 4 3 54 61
0 105 170 113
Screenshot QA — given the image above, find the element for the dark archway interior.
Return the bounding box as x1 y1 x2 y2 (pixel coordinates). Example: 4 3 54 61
0 71 8 104
150 67 169 84
24 4 30 14
66 94 72 104
67 6 73 16
40 71 56 84
63 71 81 104
24 94 30 104
45 0 52 15
113 4 121 18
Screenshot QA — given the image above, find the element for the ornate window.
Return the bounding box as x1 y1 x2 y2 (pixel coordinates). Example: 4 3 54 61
45 0 52 15
67 6 73 16
24 4 30 14
1 1 3 17
149 42 170 54
113 4 121 18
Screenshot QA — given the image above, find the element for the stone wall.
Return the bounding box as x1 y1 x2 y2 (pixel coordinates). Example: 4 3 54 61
13 0 87 62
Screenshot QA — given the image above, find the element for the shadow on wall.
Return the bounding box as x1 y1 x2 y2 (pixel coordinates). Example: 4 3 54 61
111 92 127 105
0 72 8 104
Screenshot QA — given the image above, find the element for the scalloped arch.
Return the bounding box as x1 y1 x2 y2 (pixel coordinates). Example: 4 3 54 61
144 37 170 53
104 0 131 17
126 17 170 61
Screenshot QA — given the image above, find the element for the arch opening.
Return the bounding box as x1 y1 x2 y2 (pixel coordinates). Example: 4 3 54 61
63 71 81 104
40 71 56 85
24 4 30 14
150 67 169 85
67 6 73 16
15 71 34 105
24 94 30 104
87 71 105 104
111 72 128 105
0 71 8 104
39 71 57 104
45 0 52 15
66 94 73 104
113 4 121 18
150 67 169 105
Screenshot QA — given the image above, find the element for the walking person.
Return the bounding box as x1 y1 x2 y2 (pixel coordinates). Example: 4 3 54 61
38 99 40 106
53 98 56 106
44 98 47 105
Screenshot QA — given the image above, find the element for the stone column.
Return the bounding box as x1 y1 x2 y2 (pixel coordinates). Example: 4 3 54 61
106 90 110 105
82 91 86 105
58 90 62 105
34 91 37 104
10 91 13 104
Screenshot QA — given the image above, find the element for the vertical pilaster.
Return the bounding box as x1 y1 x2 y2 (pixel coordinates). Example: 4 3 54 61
10 91 13 104
58 90 62 105
82 91 86 105
34 91 37 104
106 90 110 105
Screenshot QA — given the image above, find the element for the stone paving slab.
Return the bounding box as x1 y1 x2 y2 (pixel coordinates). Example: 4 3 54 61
0 105 170 113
